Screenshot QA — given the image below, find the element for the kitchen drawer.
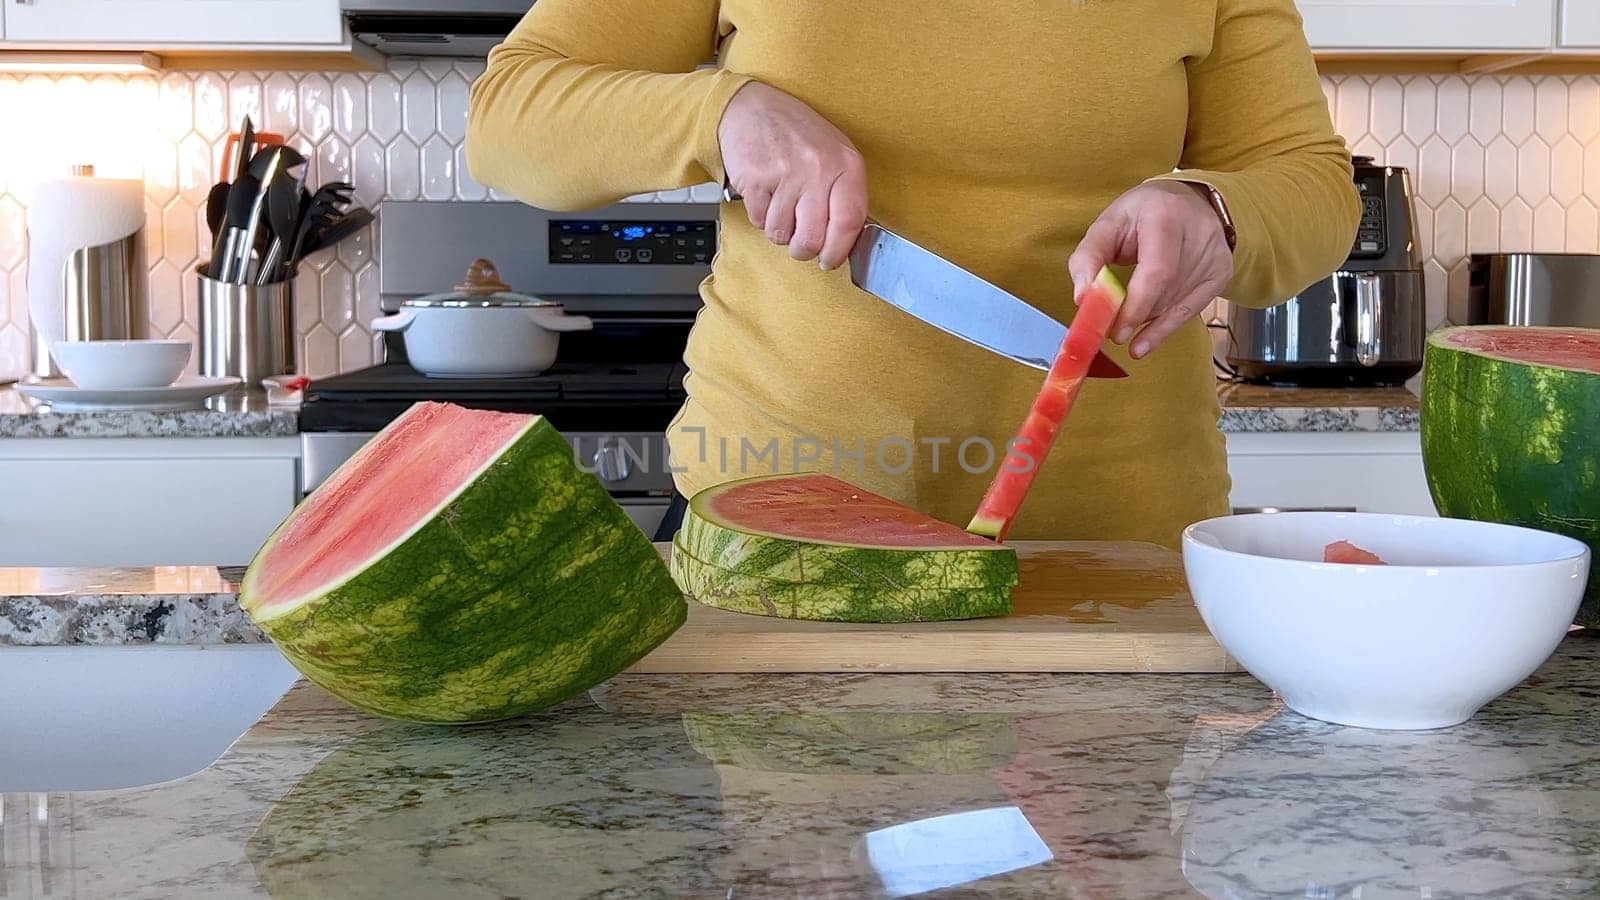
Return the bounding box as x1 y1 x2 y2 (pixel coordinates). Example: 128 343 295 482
1297 0 1556 51
1225 431 1438 517
0 439 299 567
2 0 343 46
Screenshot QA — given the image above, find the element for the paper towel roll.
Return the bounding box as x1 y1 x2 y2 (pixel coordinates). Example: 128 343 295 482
24 172 146 347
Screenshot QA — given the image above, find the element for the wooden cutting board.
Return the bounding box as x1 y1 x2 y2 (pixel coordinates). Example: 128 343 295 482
629 540 1238 674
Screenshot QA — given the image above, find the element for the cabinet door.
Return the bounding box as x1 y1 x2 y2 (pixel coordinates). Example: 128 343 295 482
1298 0 1556 51
4 0 342 46
0 439 299 567
1225 432 1438 517
1561 0 1600 46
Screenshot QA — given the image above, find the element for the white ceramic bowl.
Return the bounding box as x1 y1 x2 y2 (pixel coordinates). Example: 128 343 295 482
50 340 191 390
1182 512 1590 730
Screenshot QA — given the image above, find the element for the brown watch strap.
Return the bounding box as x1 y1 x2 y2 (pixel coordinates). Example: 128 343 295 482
1197 182 1237 252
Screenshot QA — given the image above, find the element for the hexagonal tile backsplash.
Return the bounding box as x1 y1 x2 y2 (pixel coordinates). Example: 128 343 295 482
1 66 1598 379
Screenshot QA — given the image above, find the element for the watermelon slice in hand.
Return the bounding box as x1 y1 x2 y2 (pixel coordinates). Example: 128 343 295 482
968 267 1127 542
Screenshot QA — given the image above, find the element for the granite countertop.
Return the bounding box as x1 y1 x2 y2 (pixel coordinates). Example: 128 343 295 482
1 631 1595 897
0 385 299 438
1215 382 1420 433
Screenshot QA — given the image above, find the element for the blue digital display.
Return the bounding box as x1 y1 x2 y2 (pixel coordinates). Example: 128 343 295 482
619 225 649 241
550 219 715 265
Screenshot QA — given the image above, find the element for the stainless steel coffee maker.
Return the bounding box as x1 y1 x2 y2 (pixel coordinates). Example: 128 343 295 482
1225 156 1426 386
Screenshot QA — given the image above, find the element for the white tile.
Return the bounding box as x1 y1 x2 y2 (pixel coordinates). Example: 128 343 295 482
1501 78 1535 143
1550 136 1583 205
1445 260 1471 327
162 199 199 271
315 137 351 188
338 324 374 372
1432 198 1466 262
332 74 367 144
147 260 183 334
1534 77 1568 144
0 196 24 271
337 227 372 272
1467 77 1502 145
1466 198 1500 253
1335 77 1371 144
320 265 356 333
350 136 387 208
366 74 402 143
179 259 200 327
1533 198 1565 252
293 266 321 333
1401 77 1436 144
262 72 300 137
1369 77 1403 144
0 325 26 379
168 321 199 355
454 143 487 201
1424 259 1448 329
436 72 470 145
355 263 381 326
192 73 228 141
1498 198 1533 249
1566 199 1599 253
227 74 261 135
1585 141 1600 200
1481 136 1518 206
303 325 339 378
419 59 454 83
299 74 333 143
420 136 455 201
156 76 194 144
1449 139 1484 203
401 73 437 145
1570 78 1600 142
1435 77 1469 144
142 198 165 264
1415 138 1451 206
385 138 421 201
1515 137 1550 202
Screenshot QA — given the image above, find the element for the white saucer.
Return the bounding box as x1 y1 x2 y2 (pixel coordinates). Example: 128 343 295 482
18 376 241 412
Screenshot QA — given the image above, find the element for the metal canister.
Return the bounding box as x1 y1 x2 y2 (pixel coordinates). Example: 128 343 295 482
196 265 295 386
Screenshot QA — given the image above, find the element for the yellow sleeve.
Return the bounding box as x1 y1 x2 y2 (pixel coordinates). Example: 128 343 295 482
1149 0 1361 309
466 0 752 211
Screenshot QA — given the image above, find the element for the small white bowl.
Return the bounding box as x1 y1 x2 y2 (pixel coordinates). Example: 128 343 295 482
1182 512 1590 730
50 340 191 390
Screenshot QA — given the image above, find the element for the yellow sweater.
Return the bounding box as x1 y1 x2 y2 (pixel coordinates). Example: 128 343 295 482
468 0 1359 547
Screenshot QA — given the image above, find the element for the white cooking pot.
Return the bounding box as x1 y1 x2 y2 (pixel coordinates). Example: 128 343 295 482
371 258 592 378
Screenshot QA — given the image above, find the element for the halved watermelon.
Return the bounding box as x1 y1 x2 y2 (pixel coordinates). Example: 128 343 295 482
1422 325 1600 624
969 266 1127 541
239 401 685 723
673 473 1017 621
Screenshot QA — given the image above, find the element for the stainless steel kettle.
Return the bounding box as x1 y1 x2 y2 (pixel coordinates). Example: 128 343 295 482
1224 156 1426 386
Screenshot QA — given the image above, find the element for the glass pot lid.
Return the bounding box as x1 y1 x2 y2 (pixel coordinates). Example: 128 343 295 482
403 258 561 308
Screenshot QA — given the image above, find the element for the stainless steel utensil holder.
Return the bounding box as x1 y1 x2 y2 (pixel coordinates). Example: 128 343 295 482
197 265 295 386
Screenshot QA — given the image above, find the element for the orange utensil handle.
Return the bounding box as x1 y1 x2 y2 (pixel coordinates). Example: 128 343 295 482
221 131 286 181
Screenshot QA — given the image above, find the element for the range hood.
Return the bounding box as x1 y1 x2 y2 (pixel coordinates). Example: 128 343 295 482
342 0 531 59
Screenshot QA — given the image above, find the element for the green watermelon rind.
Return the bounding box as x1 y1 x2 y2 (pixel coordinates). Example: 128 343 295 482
678 478 1018 589
671 536 1013 623
241 415 687 724
1421 325 1600 626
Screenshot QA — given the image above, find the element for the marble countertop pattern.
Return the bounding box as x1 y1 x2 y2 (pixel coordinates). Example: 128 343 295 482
2 632 1597 898
0 387 299 438
1215 382 1420 433
0 566 263 645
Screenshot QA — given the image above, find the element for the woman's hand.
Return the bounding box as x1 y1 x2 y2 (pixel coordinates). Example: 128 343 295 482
1068 181 1234 360
718 81 868 271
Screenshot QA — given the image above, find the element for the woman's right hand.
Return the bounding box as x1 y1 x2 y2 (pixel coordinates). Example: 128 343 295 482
718 81 868 271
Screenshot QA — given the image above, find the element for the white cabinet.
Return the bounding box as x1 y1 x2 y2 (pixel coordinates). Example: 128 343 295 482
1298 0 1556 51
0 438 299 568
3 0 342 46
1560 0 1600 46
1225 432 1437 517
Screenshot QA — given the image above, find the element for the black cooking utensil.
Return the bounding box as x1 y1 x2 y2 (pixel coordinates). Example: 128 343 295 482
258 168 308 284
285 181 355 276
232 116 254 183
205 181 231 240
237 146 308 281
298 207 374 259
212 173 261 281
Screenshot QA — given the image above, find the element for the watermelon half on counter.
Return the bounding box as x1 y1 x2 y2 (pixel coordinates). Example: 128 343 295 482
673 473 1018 622
239 402 686 724
1421 325 1600 625
969 266 1127 541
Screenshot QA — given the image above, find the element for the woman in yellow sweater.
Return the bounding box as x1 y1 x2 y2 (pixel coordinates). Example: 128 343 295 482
467 0 1361 547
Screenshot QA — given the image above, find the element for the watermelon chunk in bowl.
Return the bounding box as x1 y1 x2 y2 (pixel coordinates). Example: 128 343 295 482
1183 511 1589 730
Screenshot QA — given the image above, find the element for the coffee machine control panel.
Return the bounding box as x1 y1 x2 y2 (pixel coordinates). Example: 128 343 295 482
1351 171 1389 259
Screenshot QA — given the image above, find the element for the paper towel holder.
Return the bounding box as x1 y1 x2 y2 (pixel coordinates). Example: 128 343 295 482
26 163 150 381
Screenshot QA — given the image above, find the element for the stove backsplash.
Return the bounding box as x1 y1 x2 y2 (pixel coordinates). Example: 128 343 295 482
2 62 1599 378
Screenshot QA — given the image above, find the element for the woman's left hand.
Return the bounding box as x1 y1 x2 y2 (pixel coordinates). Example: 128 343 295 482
1067 181 1234 360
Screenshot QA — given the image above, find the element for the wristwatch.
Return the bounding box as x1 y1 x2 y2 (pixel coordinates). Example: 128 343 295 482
1189 181 1237 252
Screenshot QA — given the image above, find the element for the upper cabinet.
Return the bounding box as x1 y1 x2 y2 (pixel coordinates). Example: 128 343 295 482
2 0 343 46
1299 0 1556 51
1560 0 1600 47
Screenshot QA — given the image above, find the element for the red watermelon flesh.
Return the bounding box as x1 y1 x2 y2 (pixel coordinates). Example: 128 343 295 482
249 402 535 613
968 267 1127 542
704 474 993 548
1324 540 1388 566
1440 327 1600 372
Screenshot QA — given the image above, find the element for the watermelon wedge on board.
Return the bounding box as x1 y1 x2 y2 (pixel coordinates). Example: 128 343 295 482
239 401 685 723
671 535 1013 622
673 473 1017 621
1421 325 1600 625
968 267 1127 541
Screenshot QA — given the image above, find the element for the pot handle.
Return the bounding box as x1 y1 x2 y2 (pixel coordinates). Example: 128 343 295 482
371 310 416 333
528 309 594 333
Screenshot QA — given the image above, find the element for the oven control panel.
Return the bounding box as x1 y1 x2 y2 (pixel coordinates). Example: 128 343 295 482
550 219 716 265
1350 172 1388 259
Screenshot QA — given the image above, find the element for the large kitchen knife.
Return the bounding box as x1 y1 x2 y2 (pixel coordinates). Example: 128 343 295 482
847 223 1127 377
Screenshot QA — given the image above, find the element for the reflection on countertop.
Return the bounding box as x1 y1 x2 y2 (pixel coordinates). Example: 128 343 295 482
0 386 299 438
3 632 1596 898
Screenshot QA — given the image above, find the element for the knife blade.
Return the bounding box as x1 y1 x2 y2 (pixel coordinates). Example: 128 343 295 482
847 223 1127 378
